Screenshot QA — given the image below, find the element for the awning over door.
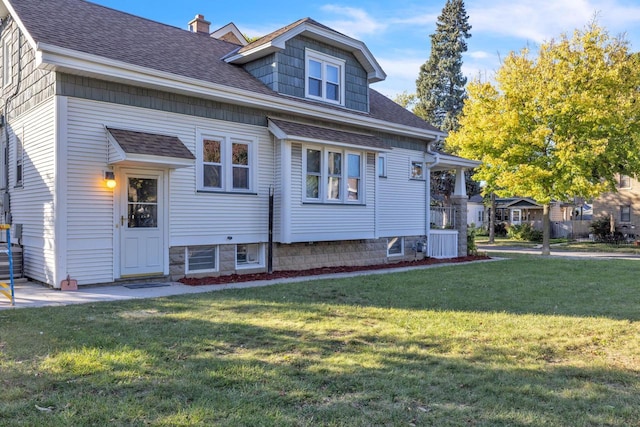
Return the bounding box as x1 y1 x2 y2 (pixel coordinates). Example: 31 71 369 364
106 127 195 168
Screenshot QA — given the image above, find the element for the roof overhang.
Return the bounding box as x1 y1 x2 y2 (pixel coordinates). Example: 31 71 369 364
34 42 439 142
224 21 386 83
107 127 195 169
210 22 248 46
268 118 391 152
429 152 481 171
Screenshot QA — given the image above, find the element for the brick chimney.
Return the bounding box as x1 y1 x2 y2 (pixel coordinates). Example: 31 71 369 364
188 14 210 35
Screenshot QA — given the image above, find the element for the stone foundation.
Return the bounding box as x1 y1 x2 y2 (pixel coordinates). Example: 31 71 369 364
170 236 428 280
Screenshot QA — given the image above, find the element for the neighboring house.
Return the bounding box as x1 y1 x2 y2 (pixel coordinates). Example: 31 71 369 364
592 174 639 237
467 194 485 227
0 0 478 288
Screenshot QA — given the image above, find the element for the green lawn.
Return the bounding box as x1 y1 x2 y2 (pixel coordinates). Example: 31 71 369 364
1 256 639 426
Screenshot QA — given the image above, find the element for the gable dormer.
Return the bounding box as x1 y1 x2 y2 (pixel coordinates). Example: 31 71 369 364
225 18 385 113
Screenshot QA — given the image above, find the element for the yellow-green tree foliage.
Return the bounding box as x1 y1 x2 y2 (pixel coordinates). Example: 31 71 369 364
448 23 640 204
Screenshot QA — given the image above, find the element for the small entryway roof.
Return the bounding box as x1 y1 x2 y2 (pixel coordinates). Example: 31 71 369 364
107 127 195 168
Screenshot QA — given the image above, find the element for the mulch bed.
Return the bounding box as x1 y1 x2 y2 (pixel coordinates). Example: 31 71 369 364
179 255 491 286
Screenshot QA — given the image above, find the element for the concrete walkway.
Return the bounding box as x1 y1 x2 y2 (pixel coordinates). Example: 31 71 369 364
0 258 501 310
477 244 640 260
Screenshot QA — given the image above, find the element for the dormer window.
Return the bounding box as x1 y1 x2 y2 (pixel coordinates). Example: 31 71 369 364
305 49 345 105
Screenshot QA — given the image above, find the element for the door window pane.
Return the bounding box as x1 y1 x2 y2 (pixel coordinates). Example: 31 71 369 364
128 178 158 228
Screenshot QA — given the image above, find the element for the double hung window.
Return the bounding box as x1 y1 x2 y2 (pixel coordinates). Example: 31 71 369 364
304 147 363 204
621 205 631 222
197 130 255 193
306 49 345 105
410 160 424 180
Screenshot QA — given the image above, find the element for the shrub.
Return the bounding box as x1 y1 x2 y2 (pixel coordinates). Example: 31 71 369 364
508 223 543 242
494 222 507 237
590 216 612 241
467 226 478 255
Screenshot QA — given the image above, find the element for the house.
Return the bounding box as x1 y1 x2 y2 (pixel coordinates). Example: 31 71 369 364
0 0 478 288
466 194 485 228
591 174 639 238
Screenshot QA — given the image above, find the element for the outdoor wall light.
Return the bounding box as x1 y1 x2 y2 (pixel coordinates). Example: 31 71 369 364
104 171 116 189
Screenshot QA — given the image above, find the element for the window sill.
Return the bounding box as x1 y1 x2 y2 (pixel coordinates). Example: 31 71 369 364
236 263 265 270
302 200 366 206
197 190 258 196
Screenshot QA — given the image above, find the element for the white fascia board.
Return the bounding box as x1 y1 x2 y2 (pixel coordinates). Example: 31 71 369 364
106 130 127 164
267 119 288 140
224 40 285 63
109 154 194 169
36 43 440 141
210 23 248 46
431 153 481 170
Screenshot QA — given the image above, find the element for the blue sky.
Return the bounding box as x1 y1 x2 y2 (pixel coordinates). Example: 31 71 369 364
92 0 640 98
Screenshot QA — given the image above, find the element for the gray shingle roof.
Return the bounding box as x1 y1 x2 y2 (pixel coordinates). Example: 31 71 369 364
107 128 195 160
269 118 390 150
8 0 442 137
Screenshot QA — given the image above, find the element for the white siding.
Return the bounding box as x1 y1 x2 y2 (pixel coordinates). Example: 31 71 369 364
9 99 56 284
272 139 282 240
377 148 427 237
65 98 274 284
286 143 376 242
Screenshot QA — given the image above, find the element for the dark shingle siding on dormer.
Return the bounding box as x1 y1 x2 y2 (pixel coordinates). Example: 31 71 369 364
248 35 369 113
243 54 277 91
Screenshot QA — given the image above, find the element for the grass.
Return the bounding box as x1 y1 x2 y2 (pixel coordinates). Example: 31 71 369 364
1 256 639 426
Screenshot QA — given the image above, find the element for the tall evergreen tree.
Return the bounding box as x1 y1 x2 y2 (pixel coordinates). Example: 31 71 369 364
415 0 471 138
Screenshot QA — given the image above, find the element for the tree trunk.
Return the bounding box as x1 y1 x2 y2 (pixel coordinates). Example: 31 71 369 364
542 203 551 256
489 192 496 243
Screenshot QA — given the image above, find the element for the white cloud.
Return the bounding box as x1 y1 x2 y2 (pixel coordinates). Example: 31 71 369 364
467 0 640 45
469 51 491 59
320 5 387 38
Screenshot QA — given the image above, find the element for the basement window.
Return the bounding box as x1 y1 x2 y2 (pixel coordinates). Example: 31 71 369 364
186 246 218 273
387 237 404 256
236 244 264 269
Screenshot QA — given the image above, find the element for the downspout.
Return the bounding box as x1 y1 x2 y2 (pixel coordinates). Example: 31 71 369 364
425 137 442 251
1 19 23 225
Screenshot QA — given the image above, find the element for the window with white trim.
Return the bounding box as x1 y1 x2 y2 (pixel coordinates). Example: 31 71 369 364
387 237 403 256
236 244 264 268
186 246 218 273
378 154 387 178
2 37 12 88
305 49 345 105
619 174 631 189
410 159 424 180
197 130 255 192
304 146 364 204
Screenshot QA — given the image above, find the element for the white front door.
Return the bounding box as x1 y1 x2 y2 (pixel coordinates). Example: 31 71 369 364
120 170 165 277
511 209 522 225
